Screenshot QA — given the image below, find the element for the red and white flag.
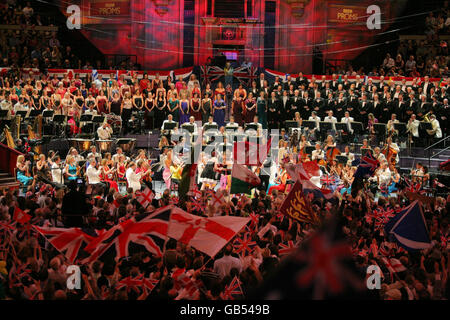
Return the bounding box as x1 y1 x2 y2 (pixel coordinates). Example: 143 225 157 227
286 161 321 182
13 207 31 224
167 206 250 257
136 187 154 209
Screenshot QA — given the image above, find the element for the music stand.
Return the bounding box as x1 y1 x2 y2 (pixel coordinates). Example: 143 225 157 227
15 111 28 119
305 146 315 155
350 122 364 135
0 110 8 119
27 109 41 118
319 121 332 132
373 123 386 136
79 114 93 122
163 121 177 131
336 155 349 164
92 116 105 124
225 125 238 132
52 114 66 123
244 123 259 132
419 121 432 131
285 120 298 131
181 124 195 134
302 120 317 130
394 122 407 136
335 123 348 133
204 124 218 132
42 110 54 119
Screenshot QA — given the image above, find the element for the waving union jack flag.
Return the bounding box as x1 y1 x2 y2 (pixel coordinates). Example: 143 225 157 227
233 232 257 257
115 276 142 294
320 174 336 187
278 240 298 256
223 276 244 300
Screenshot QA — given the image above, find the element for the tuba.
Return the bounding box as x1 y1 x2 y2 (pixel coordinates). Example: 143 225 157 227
423 111 431 122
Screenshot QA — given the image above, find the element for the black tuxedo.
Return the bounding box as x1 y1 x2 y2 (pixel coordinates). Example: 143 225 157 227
416 102 430 120
289 95 301 119
300 97 312 118
334 98 347 119
357 100 372 124
267 98 281 129
372 100 384 120
312 97 325 118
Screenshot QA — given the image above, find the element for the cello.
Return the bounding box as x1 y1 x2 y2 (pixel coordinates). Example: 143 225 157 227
326 146 341 164
381 136 397 171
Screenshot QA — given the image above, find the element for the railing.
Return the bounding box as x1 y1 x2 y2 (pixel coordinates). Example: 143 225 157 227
0 143 23 177
425 136 450 168
0 25 58 32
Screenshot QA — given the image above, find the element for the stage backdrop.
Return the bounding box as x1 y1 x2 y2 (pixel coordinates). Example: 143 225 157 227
65 0 410 71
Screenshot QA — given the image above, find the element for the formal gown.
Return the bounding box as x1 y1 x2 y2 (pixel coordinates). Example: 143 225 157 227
190 99 202 122
202 99 212 124
257 97 267 129
213 99 226 128
244 98 256 124
179 100 190 125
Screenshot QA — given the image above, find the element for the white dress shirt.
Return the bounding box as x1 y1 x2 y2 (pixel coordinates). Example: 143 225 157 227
126 167 142 192
407 119 420 137
97 125 113 140
86 164 101 184
308 116 321 131
431 119 443 138
340 116 354 134
324 116 337 131
51 162 63 184
311 149 325 161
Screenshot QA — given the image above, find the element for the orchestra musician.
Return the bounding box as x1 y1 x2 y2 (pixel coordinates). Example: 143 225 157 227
97 122 113 140
112 147 129 163
126 161 144 193
299 134 311 162
324 135 340 164
406 114 420 147
87 146 101 163
64 155 79 183
137 159 153 189
342 145 355 162
386 114 399 137
51 155 64 185
340 111 354 143
307 111 321 141
427 114 443 142
100 158 119 192
373 147 386 163
267 163 288 195
311 142 325 165
115 154 127 182
86 159 106 189
16 155 35 187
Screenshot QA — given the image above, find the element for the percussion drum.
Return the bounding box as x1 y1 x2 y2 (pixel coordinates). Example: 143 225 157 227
69 138 94 153
96 139 113 153
106 113 122 134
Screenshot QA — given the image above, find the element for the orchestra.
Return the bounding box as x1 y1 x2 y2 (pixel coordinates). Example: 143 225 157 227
2 71 446 203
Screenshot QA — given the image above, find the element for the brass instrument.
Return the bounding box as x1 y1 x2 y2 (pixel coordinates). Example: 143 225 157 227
423 111 431 122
